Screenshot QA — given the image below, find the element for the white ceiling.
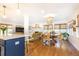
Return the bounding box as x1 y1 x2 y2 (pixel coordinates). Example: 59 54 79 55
0 0 79 3
0 3 79 25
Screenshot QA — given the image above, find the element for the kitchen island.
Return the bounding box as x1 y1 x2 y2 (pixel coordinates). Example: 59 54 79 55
0 34 25 56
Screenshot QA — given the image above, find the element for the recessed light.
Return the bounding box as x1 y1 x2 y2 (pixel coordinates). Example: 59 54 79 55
44 13 56 18
41 10 45 14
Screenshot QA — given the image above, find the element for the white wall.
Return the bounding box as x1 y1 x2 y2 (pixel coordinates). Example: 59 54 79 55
0 16 24 26
69 35 79 50
68 7 79 51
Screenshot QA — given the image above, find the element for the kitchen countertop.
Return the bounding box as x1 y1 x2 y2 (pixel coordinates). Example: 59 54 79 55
0 33 25 40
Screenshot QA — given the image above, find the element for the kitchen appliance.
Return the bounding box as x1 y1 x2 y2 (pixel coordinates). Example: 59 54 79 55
16 27 24 33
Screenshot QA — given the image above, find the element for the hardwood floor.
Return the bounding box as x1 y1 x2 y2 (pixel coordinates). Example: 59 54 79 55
25 40 79 56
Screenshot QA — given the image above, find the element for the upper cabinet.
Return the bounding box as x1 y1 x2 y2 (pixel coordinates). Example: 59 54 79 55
54 24 67 29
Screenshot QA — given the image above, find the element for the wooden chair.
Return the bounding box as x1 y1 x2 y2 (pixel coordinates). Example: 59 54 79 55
58 33 63 48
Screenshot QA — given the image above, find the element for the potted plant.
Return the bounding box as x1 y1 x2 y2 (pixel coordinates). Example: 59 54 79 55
62 32 69 40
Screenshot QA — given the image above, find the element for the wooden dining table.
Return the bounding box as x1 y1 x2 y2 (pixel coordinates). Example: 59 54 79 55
42 32 60 46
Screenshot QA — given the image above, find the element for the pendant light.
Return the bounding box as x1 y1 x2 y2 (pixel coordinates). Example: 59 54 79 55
16 0 21 14
3 5 7 18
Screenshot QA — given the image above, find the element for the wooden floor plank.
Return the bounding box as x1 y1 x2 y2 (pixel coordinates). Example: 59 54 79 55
26 40 79 56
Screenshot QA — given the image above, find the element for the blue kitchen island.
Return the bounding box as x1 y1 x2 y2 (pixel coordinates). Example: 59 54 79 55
0 34 25 56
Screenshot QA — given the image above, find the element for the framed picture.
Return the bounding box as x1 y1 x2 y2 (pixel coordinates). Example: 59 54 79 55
72 20 76 32
77 15 79 26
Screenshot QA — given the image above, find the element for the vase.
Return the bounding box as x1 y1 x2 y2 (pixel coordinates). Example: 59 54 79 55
1 30 7 36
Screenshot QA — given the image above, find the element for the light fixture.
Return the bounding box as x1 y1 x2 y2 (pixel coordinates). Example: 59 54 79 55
3 5 7 18
16 0 21 14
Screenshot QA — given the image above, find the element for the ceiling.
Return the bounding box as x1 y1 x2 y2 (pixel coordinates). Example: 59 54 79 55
0 3 79 25
0 0 78 3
